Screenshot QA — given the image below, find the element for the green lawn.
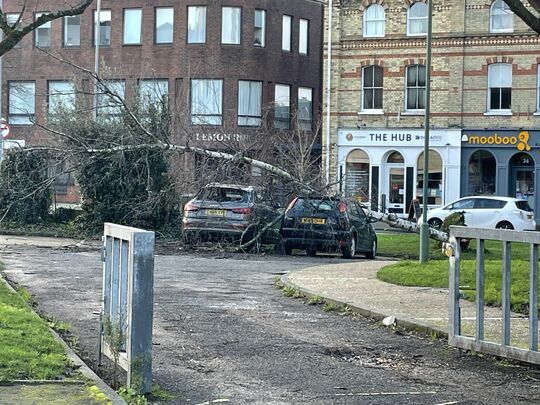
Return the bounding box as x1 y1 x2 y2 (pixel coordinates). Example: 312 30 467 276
377 231 531 261
0 265 70 381
377 232 537 314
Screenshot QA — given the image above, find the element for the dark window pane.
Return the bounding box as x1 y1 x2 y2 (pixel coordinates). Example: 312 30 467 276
407 89 417 109
373 89 383 109
364 66 374 87
417 66 426 86
490 88 501 109
374 66 383 86
418 89 425 109
364 89 373 109
501 87 511 109
407 66 417 86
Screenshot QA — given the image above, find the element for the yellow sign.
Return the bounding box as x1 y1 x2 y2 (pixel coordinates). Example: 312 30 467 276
467 130 531 151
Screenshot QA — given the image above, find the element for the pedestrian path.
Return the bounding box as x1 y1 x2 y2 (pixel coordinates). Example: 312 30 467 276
283 260 531 348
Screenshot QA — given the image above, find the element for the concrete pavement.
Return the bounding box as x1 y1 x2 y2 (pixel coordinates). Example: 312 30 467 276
282 260 532 350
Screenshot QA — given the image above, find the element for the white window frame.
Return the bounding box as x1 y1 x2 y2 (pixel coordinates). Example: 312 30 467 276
299 19 309 55
274 84 291 129
191 79 223 126
48 81 76 115
405 64 426 112
282 15 292 52
363 4 385 38
94 9 112 46
254 9 266 47
407 2 428 36
187 6 206 44
64 15 81 47
155 7 174 44
8 81 36 125
35 12 52 47
123 8 142 45
298 87 313 130
490 0 513 33
222 6 241 45
361 65 384 112
487 63 512 114
238 80 262 127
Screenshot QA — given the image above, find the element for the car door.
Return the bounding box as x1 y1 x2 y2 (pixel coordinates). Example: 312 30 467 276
354 203 370 250
448 198 475 226
472 198 505 228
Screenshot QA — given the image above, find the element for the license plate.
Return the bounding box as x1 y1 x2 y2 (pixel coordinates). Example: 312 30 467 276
207 209 225 216
301 217 325 225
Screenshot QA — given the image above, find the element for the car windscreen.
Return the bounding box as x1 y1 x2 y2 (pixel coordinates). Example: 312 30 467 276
198 187 250 203
515 201 533 212
290 198 337 213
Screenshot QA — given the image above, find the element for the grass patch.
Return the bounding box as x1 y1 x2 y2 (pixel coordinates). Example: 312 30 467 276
377 232 441 259
0 277 70 381
377 258 538 314
377 231 531 261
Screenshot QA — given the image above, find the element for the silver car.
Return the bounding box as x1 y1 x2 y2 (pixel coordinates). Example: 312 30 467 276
182 183 280 250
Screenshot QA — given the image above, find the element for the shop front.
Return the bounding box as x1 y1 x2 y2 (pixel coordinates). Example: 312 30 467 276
461 129 540 226
337 128 461 215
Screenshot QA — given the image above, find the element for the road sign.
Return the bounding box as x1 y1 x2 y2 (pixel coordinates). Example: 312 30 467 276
1 120 10 138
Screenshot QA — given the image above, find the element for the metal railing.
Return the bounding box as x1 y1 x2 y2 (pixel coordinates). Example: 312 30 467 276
449 226 540 364
99 223 155 393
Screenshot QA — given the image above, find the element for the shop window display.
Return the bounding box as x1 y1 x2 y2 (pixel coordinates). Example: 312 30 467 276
345 149 370 202
468 150 496 195
416 150 442 205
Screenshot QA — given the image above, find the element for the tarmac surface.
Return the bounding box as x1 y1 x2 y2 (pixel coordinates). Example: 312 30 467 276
1 235 540 404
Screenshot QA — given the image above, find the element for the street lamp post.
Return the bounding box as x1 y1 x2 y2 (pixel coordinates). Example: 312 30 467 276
419 0 433 263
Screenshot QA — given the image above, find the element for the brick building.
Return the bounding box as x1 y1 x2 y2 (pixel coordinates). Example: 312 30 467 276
323 0 540 224
2 0 323 203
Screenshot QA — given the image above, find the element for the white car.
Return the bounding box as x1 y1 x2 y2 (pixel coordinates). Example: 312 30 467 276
422 196 536 231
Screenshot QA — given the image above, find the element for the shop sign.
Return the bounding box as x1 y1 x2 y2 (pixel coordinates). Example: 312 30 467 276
195 133 248 142
338 129 461 147
463 130 532 151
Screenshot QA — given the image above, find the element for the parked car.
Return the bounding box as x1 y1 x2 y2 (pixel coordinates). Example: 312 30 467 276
422 196 536 231
280 196 378 259
182 183 281 250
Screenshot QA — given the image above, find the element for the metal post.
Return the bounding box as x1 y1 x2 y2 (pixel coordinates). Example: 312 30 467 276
325 0 333 185
93 0 102 120
419 0 433 263
475 238 485 341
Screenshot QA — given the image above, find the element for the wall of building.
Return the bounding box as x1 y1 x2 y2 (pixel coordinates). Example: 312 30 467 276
323 0 540 205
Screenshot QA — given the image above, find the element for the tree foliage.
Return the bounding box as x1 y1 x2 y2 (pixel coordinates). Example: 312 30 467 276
0 150 52 223
47 87 182 234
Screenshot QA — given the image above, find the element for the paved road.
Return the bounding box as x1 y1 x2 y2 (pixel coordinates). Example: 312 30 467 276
1 242 539 404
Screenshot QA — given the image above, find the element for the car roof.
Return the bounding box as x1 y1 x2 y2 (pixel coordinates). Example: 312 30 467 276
204 183 255 192
455 196 525 202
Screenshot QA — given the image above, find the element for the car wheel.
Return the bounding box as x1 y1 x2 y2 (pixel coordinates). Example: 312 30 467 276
306 247 317 257
366 239 377 260
341 234 356 259
284 244 293 255
496 221 514 230
428 218 443 229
